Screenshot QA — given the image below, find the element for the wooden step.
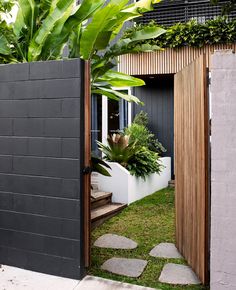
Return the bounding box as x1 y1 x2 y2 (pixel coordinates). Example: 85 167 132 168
91 203 127 229
91 183 99 191
91 191 112 210
168 180 175 188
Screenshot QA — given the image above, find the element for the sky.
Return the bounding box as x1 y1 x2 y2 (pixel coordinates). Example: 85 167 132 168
2 4 18 24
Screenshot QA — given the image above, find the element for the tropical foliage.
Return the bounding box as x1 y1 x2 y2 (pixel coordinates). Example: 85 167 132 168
125 111 166 155
123 17 236 48
91 156 111 177
97 134 135 168
0 0 166 103
98 130 163 180
127 146 162 180
211 0 236 14
0 0 14 13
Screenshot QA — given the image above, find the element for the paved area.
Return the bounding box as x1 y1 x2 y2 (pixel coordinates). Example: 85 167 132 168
159 263 201 285
0 266 156 290
149 243 183 259
77 276 157 290
0 265 79 290
94 234 138 249
101 258 148 278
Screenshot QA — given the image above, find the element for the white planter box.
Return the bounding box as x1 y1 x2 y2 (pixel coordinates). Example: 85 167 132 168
96 157 171 205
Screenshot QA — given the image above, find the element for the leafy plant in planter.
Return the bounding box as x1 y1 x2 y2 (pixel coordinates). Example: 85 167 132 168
98 133 162 180
97 134 136 167
127 146 162 180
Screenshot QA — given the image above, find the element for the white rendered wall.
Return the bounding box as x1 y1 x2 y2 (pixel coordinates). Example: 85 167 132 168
211 51 236 290
96 157 171 204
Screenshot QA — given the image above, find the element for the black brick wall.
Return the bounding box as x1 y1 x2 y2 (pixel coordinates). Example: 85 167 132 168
0 59 85 279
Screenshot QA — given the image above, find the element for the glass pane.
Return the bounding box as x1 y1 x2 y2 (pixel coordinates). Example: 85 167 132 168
108 99 120 135
91 94 102 156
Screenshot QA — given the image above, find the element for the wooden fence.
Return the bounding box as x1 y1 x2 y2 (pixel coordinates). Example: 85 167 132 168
174 55 209 284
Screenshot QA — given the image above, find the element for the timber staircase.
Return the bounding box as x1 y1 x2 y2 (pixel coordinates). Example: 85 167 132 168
168 179 175 188
91 189 126 229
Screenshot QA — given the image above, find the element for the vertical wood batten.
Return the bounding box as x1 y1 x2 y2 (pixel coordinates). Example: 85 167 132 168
83 61 91 268
118 44 236 75
174 55 209 285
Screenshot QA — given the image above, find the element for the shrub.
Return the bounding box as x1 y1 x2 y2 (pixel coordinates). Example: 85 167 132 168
123 17 236 49
133 110 149 127
97 134 136 168
125 123 150 147
124 111 166 155
127 146 162 180
98 133 162 180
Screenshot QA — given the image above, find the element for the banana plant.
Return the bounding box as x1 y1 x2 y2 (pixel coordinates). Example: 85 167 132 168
0 0 165 103
73 0 165 103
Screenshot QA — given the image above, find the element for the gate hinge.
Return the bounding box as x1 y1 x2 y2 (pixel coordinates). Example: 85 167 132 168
83 166 92 175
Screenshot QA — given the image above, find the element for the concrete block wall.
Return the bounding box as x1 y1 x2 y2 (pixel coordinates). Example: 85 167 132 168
0 59 84 279
211 51 236 290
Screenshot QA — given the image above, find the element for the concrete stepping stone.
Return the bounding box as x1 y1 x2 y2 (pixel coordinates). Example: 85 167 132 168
159 263 201 285
76 275 157 290
94 234 138 250
101 258 148 278
149 243 183 259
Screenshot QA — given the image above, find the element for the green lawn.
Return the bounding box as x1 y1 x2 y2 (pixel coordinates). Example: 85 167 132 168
89 187 209 290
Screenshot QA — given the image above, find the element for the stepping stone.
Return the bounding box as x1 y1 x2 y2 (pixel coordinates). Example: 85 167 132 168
159 263 201 285
76 275 157 290
149 243 183 259
101 258 148 278
94 234 138 250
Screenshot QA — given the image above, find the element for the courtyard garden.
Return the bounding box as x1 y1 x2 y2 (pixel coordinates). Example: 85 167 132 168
90 187 209 290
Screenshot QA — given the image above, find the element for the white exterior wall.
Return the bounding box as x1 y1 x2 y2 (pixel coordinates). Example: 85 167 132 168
96 157 171 205
211 51 236 290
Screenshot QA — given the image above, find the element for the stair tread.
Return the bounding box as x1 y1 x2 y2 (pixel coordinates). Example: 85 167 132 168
91 203 126 221
91 191 112 202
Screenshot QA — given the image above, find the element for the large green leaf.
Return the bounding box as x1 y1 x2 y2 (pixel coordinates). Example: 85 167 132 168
97 70 145 87
91 156 111 177
40 3 74 59
93 87 143 105
14 0 38 38
91 88 120 101
128 26 166 42
0 34 11 55
124 0 161 14
13 5 25 36
41 0 105 59
65 0 105 29
80 0 130 60
28 0 75 61
106 25 165 57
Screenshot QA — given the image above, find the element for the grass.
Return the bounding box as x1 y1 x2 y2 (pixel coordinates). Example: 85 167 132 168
89 187 209 290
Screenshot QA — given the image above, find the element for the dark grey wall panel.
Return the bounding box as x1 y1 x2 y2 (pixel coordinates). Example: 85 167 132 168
133 75 174 177
0 59 84 279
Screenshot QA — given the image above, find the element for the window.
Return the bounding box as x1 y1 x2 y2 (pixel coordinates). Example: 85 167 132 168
91 89 132 155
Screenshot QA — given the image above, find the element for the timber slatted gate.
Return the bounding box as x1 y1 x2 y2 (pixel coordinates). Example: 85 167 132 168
174 55 209 284
0 59 90 279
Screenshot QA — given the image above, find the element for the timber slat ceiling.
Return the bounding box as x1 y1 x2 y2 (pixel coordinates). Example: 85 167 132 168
118 44 236 75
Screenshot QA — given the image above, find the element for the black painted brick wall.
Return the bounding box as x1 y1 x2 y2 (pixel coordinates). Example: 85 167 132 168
0 59 84 279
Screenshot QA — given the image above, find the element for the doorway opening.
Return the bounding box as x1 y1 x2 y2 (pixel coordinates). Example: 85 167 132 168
86 56 210 289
